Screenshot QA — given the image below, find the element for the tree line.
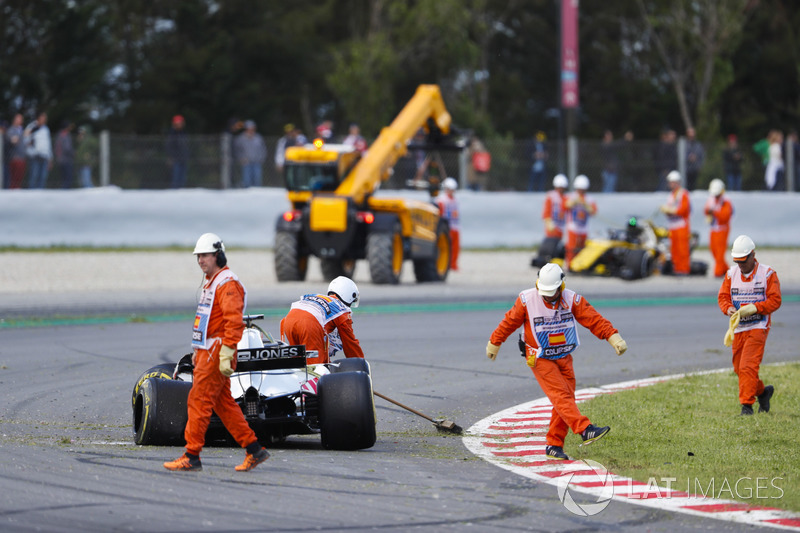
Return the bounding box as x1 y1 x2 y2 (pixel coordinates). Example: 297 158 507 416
2 0 798 143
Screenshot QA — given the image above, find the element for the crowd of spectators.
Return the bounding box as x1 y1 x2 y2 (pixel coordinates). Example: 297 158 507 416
1 111 97 189
3 112 798 192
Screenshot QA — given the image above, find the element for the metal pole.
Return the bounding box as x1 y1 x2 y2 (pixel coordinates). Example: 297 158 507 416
567 135 578 183
785 137 795 192
100 130 110 187
677 136 687 187
221 132 231 189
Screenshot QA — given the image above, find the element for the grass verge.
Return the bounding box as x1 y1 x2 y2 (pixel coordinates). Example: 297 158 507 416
570 363 800 512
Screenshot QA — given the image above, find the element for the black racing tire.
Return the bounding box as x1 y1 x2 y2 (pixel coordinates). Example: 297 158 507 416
531 237 565 267
320 258 356 281
690 260 709 276
621 248 655 280
367 222 403 285
413 221 450 282
275 230 308 282
132 377 191 446
131 363 175 409
331 358 370 375
318 371 376 450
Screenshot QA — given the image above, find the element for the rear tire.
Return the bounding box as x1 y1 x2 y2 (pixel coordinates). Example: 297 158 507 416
318 371 376 450
132 377 191 446
275 231 308 282
320 258 356 281
413 221 450 282
131 363 175 408
367 222 403 284
690 260 708 276
331 358 370 375
531 237 565 267
621 248 655 280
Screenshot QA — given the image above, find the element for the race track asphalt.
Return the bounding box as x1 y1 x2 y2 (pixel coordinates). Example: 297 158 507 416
1 250 798 532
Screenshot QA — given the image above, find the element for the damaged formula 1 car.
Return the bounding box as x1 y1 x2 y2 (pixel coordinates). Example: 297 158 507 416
131 315 376 451
531 216 708 280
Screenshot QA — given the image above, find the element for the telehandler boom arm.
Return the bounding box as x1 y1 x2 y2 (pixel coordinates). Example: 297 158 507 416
335 84 451 205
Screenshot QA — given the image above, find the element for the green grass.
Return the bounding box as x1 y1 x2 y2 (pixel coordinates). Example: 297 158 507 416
570 363 800 512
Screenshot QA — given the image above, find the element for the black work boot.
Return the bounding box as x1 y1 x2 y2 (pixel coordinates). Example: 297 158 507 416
757 385 774 413
741 404 754 416
580 424 611 445
545 445 570 460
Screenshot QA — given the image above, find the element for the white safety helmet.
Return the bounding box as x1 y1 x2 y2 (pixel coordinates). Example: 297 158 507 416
667 170 681 183
574 174 590 190
731 235 755 259
537 263 565 297
328 276 360 308
553 174 568 189
442 177 458 190
709 178 725 196
193 233 225 254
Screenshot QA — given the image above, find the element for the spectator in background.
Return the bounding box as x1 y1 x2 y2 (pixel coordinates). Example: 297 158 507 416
75 126 98 188
226 118 244 185
655 128 677 191
723 134 743 192
275 123 295 176
685 127 705 190
600 130 618 193
6 113 27 189
788 130 800 191
467 135 491 191
166 115 189 188
528 131 549 192
342 123 367 153
275 122 305 176
1 118 9 188
752 133 770 168
765 129 784 191
55 121 75 189
619 130 637 191
234 120 267 188
25 112 52 189
316 120 333 141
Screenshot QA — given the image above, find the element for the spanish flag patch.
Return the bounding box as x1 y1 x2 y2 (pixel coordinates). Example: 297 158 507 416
548 332 566 345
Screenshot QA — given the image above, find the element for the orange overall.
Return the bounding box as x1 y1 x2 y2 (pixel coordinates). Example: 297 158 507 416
184 269 258 457
490 289 618 447
705 195 733 277
666 187 691 275
542 190 567 239
565 192 597 268
718 262 781 406
280 294 364 365
436 192 460 271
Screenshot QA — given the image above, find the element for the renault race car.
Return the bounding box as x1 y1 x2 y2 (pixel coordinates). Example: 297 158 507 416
531 216 708 280
131 315 376 451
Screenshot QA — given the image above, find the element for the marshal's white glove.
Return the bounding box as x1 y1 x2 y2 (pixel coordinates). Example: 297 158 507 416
607 333 627 356
486 341 500 361
219 345 236 377
739 303 758 318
